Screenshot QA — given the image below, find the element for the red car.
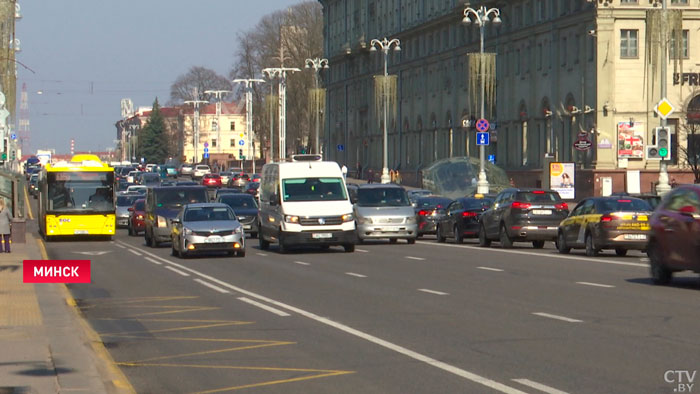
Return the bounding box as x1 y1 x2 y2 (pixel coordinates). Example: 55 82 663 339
202 173 223 188
648 184 700 285
128 198 146 236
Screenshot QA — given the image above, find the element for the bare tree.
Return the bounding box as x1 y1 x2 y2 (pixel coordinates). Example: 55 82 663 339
229 1 324 157
170 66 233 104
678 122 700 183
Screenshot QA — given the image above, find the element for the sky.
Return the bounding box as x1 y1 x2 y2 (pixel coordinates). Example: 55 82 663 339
16 0 304 155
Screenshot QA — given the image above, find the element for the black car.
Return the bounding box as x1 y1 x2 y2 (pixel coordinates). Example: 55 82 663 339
479 188 569 248
436 197 494 243
414 196 453 236
217 193 259 238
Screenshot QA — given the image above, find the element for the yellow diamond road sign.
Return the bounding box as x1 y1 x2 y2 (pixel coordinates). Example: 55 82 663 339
654 98 675 119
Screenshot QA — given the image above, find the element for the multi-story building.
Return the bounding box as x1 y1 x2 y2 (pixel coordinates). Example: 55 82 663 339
320 0 700 195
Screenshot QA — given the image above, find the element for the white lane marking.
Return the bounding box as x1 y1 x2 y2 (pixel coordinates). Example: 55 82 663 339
238 297 290 317
477 266 504 272
356 249 369 253
164 266 190 277
345 272 367 278
144 257 162 265
293 261 310 266
115 240 527 394
127 249 142 256
193 279 230 294
115 244 126 249
416 241 646 268
512 378 571 394
576 281 615 288
256 252 268 256
418 288 449 296
533 312 583 323
640 257 650 263
405 256 426 261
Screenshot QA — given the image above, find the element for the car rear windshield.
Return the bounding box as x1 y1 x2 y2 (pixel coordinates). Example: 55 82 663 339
463 198 494 210
116 195 140 206
597 198 651 213
154 188 208 208
133 200 145 210
195 166 209 170
220 194 258 209
415 197 452 210
357 187 410 207
516 191 561 202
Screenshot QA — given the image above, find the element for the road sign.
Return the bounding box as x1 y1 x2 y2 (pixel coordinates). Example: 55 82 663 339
475 118 490 132
204 142 209 148
654 98 675 120
10 133 16 140
238 140 245 146
337 144 344 152
203 153 209 159
476 132 490 146
487 154 496 163
203 147 209 153
573 138 592 151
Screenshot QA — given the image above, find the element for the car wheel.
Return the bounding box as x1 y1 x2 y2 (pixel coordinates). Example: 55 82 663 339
171 242 178 256
389 238 398 244
407 238 416 245
648 241 672 285
556 232 570 254
259 234 270 250
343 244 355 253
499 224 513 249
454 225 463 244
532 240 545 249
615 248 628 257
144 230 151 246
585 232 599 257
237 250 246 258
436 225 446 243
478 224 491 247
278 235 288 254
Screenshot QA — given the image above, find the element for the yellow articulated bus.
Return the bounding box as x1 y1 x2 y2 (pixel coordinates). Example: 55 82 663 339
38 154 116 240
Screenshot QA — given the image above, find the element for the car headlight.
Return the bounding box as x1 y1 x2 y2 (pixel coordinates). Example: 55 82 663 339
284 215 299 224
184 227 192 235
406 216 417 224
357 216 372 225
234 227 243 234
157 215 167 227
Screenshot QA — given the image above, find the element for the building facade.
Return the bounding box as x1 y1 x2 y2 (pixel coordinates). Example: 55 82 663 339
319 0 700 195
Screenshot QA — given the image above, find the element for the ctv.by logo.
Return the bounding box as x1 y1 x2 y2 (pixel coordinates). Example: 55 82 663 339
665 370 696 392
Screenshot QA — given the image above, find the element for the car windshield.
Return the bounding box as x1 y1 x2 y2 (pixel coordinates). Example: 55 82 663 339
133 200 145 211
196 166 209 170
47 172 114 212
357 187 410 207
155 188 208 208
416 197 452 210
598 198 652 213
116 195 140 207
220 194 258 209
515 191 561 202
184 206 235 222
463 198 494 210
281 177 347 202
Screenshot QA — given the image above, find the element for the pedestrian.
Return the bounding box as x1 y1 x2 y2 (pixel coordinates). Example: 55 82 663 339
389 169 396 183
367 168 374 184
356 162 363 179
341 164 348 179
0 199 12 253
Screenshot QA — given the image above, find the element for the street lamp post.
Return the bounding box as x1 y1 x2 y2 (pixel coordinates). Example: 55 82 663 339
262 67 300 160
304 58 329 155
463 5 502 194
184 98 208 163
369 37 401 184
232 79 264 172
656 0 672 195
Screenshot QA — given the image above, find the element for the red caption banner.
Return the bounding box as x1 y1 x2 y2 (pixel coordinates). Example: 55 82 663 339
23 260 91 283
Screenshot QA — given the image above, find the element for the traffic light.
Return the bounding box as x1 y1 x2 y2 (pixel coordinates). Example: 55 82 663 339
648 127 672 160
10 150 15 160
238 149 244 160
0 152 6 161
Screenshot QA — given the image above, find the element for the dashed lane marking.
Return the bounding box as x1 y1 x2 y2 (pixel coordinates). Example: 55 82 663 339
256 252 268 256
512 378 571 394
477 267 504 272
532 312 583 323
356 249 369 253
127 249 142 256
293 261 310 266
116 244 127 249
164 266 190 277
418 289 449 296
345 272 367 278
576 281 615 288
193 279 230 294
238 297 291 317
405 256 426 261
144 257 162 265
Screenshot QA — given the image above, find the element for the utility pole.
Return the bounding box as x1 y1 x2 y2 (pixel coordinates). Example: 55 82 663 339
304 58 329 155
262 67 300 160
656 0 671 195
184 90 208 164
204 90 231 155
232 79 264 172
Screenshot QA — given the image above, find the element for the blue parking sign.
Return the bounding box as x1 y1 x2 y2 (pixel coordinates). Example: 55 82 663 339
238 140 245 146
337 144 344 152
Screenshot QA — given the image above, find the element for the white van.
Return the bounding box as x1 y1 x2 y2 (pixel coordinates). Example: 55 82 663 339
258 155 356 253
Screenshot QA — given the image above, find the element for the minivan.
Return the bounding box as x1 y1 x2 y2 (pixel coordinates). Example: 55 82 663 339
144 186 208 247
353 184 417 244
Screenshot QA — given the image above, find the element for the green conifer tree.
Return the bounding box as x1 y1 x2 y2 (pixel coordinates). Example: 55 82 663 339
139 98 168 164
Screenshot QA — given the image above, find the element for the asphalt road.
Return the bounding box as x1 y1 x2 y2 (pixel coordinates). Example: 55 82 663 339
41 218 700 393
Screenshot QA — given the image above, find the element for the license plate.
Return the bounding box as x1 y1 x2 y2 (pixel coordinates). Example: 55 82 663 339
624 234 646 240
532 209 552 215
312 233 332 239
243 225 251 230
206 236 223 243
74 230 88 235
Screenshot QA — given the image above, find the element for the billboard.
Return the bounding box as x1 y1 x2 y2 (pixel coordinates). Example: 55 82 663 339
550 162 575 199
617 122 645 159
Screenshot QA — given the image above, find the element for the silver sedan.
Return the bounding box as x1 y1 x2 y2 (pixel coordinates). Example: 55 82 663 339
170 203 246 258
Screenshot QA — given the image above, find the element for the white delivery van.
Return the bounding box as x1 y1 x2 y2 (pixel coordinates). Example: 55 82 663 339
258 155 356 253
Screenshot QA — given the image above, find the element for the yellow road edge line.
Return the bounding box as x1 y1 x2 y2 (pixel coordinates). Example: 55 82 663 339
130 341 296 364
193 370 356 393
24 192 34 219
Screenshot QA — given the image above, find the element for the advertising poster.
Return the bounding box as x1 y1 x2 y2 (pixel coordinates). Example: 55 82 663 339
550 162 575 199
617 122 645 159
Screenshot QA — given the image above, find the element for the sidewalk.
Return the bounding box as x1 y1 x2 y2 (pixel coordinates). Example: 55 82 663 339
0 229 133 394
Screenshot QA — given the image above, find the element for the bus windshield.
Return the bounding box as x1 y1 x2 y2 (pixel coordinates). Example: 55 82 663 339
281 178 347 202
47 172 114 213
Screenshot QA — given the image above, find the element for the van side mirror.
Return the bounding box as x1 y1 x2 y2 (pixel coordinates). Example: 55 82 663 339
171 218 181 224
350 195 357 204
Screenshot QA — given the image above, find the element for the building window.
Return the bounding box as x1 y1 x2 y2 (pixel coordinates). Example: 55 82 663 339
230 121 236 131
620 29 638 58
211 139 217 148
670 0 688 4
620 0 638 3
670 30 689 59
560 0 568 16
515 48 521 75
574 34 581 64
537 43 543 70
230 139 236 147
